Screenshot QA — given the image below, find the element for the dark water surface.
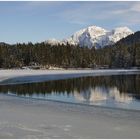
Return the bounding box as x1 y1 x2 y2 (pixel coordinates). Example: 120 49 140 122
0 74 140 110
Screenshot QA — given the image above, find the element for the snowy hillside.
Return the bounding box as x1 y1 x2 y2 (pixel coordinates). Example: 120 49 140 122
46 26 133 49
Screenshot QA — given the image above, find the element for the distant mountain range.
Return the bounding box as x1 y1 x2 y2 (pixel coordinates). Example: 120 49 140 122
46 25 133 49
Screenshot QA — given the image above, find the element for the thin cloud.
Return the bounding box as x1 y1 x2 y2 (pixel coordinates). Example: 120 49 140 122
112 2 140 14
50 1 140 26
52 2 112 25
130 2 140 12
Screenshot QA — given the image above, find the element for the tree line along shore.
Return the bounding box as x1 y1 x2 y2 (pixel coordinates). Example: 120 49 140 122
0 33 140 69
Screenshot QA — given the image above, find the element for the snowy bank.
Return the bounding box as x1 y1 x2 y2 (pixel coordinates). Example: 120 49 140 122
0 94 140 138
0 69 139 85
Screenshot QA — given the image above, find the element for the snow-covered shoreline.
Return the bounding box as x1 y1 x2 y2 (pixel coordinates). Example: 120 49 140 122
0 69 139 85
0 94 140 138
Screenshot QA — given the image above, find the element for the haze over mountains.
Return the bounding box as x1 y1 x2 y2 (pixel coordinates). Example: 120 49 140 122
46 25 133 49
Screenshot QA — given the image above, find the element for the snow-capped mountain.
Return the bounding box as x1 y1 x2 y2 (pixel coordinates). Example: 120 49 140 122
46 38 64 46
46 25 133 49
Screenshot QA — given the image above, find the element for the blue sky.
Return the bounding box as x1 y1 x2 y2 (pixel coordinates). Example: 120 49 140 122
0 1 140 44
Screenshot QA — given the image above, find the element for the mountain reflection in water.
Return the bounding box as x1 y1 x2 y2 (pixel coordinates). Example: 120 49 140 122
0 74 140 110
74 87 133 104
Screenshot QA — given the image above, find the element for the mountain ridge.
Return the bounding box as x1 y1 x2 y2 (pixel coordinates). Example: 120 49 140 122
46 25 133 49
115 31 140 46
